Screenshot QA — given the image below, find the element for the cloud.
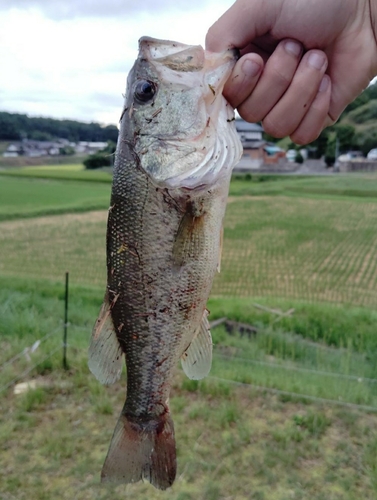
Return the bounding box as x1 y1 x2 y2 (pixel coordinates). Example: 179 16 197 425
0 1 234 123
1 0 209 19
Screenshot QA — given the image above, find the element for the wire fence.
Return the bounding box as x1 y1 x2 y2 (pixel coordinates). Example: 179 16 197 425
207 375 377 413
0 345 63 394
2 310 377 414
0 326 61 373
213 353 377 384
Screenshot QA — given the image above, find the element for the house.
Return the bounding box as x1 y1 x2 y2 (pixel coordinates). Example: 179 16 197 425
234 119 286 170
74 141 107 154
2 143 22 157
2 138 106 158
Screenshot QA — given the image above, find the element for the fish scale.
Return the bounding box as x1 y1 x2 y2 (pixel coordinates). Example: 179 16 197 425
88 36 242 489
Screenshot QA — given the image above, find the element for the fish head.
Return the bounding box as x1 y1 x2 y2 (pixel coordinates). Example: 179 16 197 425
119 36 242 190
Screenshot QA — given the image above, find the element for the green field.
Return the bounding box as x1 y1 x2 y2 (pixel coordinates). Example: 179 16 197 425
0 164 112 183
1 167 377 499
0 176 110 220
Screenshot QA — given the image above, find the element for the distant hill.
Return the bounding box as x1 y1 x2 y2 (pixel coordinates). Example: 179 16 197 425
0 111 118 143
336 82 377 155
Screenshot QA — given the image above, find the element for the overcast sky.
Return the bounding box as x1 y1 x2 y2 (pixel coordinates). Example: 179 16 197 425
0 0 235 125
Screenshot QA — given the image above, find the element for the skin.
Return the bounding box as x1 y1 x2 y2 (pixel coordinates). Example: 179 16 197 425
206 0 377 144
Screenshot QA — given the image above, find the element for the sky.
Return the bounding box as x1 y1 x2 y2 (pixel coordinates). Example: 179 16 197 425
0 0 236 126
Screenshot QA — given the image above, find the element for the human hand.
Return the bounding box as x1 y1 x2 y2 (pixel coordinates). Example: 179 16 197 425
206 0 377 144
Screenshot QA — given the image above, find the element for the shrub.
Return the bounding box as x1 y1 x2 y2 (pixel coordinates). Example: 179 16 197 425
83 152 112 170
295 152 304 164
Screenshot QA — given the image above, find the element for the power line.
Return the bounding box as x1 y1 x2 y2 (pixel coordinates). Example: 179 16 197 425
213 352 377 384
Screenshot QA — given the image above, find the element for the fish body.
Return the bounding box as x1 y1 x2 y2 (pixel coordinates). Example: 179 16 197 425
88 37 242 489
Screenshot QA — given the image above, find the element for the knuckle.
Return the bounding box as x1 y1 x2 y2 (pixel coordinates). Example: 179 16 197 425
238 105 263 124
262 116 288 139
271 67 293 88
291 128 320 145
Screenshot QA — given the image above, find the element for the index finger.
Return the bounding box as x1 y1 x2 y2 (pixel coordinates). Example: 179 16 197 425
205 0 278 51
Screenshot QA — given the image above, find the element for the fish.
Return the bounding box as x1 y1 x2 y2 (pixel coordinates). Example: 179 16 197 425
88 36 242 490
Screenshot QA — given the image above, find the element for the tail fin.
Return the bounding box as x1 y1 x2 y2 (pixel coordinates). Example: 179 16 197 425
101 411 176 490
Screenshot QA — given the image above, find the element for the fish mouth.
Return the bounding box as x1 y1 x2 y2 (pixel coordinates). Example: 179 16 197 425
138 36 238 84
135 37 241 190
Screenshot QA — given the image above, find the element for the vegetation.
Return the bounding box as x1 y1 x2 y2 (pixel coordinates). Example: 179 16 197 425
0 111 118 142
0 165 112 184
83 152 113 170
0 175 110 221
2 171 377 498
1 279 377 499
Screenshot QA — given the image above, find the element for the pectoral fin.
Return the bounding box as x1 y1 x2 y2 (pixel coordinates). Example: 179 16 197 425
181 309 212 380
88 296 123 385
217 225 223 273
172 211 205 269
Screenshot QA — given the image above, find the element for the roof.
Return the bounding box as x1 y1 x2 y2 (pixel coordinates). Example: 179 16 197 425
242 140 266 149
235 119 263 133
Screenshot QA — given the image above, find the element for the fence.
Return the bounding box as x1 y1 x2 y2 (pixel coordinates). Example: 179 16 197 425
2 298 377 413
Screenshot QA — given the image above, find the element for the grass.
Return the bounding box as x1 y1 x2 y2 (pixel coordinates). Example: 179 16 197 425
2 187 377 306
230 172 377 199
0 164 112 183
2 172 377 498
1 279 377 499
0 176 110 221
213 194 377 306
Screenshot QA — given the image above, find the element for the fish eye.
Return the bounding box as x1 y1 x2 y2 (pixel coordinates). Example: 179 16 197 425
134 80 156 104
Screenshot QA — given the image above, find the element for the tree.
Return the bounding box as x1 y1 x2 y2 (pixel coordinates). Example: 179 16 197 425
325 135 336 166
334 124 356 152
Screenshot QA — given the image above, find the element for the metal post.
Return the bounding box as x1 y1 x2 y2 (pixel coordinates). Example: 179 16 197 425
63 272 69 370
334 135 340 170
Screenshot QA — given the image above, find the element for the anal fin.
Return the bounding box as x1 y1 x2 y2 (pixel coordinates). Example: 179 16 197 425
88 296 123 385
181 309 212 380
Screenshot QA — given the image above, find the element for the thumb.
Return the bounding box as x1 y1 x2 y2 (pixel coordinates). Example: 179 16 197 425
205 0 281 51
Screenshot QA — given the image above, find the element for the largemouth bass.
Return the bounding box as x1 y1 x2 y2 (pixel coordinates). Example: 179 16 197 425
88 36 242 490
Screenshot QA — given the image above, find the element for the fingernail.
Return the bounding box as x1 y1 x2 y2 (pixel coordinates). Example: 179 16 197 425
319 75 330 92
242 58 261 77
308 52 326 70
284 40 301 57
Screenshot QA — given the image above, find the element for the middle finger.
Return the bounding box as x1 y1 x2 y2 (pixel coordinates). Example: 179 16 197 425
237 38 303 122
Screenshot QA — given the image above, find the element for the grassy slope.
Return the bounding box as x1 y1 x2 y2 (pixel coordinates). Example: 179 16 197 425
1 279 377 499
